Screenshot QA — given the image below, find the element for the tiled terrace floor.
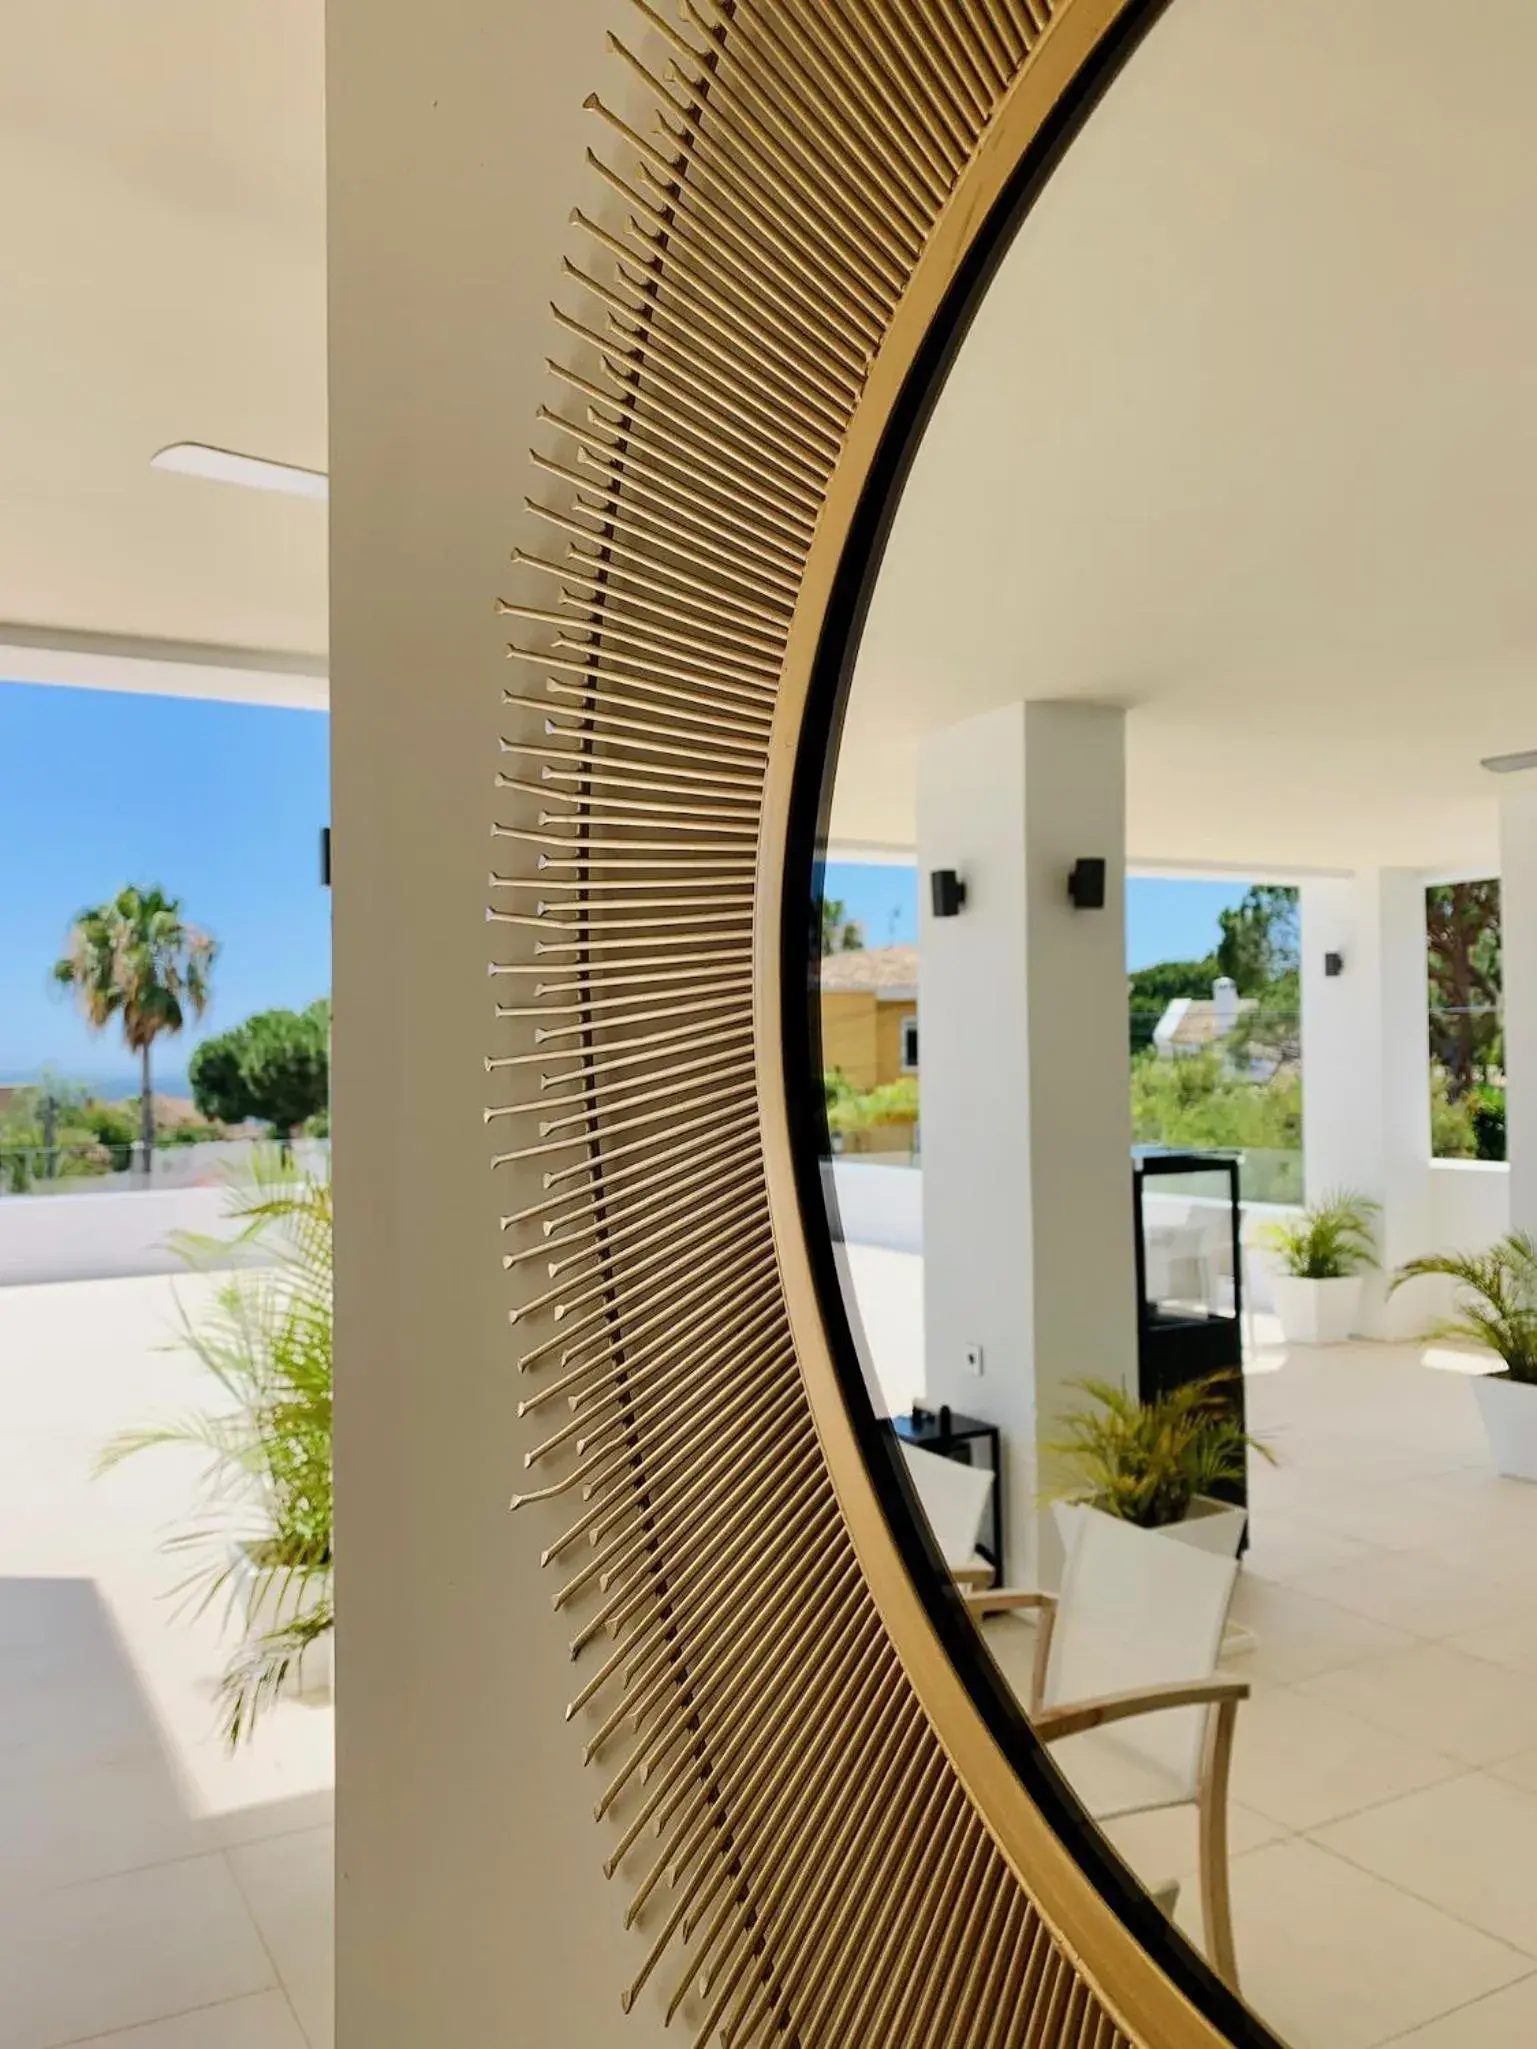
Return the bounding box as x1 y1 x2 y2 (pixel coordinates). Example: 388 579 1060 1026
848 1243 1537 2048
1 1274 333 2049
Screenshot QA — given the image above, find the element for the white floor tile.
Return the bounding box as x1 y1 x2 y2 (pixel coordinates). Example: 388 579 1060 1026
1227 1574 1415 1684
227 1831 333 2049
1383 1971 1537 2046
1447 1605 1537 1678
57 1992 308 2049
1289 1547 1525 1640
1239 1519 1387 1587
1181 1838 1530 2049
1316 1773 1537 1958
0 1855 274 2049
1101 1798 1284 1891
1300 1640 1537 1768
1228 1685 1460 1833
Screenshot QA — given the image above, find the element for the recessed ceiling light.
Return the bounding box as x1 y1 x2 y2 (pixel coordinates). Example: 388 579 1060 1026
1480 749 1537 775
151 442 328 500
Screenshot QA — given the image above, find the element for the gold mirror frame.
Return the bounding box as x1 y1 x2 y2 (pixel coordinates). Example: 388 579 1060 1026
497 4 1281 2041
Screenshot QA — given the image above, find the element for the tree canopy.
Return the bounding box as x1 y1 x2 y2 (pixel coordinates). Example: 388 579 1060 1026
819 896 864 956
1128 957 1221 1013
1215 885 1299 997
191 1001 330 1137
1426 880 1501 1096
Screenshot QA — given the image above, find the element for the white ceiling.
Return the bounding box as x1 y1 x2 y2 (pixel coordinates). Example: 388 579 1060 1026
830 0 1537 876
0 1 326 677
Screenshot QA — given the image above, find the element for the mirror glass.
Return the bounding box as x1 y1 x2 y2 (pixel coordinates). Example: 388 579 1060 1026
804 4 1537 2042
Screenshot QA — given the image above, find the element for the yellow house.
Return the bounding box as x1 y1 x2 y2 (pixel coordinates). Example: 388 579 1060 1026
818 945 919 1092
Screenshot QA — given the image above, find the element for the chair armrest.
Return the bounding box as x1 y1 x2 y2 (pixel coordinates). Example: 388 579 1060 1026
1033 1676 1250 1744
953 1563 996 1590
962 1587 1057 1617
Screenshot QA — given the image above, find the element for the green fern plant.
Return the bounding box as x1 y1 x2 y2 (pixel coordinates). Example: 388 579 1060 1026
1044 1374 1274 1529
1389 1233 1537 1383
97 1150 333 1746
1260 1189 1379 1279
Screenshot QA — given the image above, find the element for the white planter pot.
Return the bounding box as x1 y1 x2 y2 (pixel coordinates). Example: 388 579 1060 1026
1270 1273 1362 1345
1154 1494 1248 1559
229 1546 333 1701
1054 1495 1246 1563
1471 1372 1537 1483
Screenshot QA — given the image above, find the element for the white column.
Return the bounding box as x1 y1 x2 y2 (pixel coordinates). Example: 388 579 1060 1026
1300 871 1432 1336
918 701 1136 1584
328 4 671 2045
1501 793 1537 1234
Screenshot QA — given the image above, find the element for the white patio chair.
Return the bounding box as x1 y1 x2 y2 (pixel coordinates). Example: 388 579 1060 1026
972 1504 1248 1988
900 1440 996 1589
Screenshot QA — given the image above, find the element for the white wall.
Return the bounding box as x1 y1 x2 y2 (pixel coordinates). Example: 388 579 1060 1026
1502 792 1537 1234
327 5 674 2045
1429 1158 1511 1251
837 1164 1512 1362
1301 871 1434 1337
0 1185 265 1286
829 1159 922 1254
917 701 1136 1580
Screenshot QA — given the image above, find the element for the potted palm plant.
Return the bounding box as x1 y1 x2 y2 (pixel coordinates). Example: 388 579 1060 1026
98 1154 333 1745
1391 1234 1537 1481
1045 1374 1274 1560
1260 1189 1379 1343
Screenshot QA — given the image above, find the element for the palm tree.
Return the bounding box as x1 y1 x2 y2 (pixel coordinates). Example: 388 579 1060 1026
53 886 217 1174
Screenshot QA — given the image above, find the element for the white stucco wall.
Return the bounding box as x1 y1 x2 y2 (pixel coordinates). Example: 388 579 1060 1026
0 1185 264 1286
829 1159 923 1254
835 1159 1513 1364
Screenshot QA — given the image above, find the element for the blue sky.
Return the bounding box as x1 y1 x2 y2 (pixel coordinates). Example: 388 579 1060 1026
0 681 1243 1092
0 683 331 1092
824 861 1246 970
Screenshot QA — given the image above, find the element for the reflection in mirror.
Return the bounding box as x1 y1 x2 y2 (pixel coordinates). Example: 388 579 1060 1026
803 3 1537 2042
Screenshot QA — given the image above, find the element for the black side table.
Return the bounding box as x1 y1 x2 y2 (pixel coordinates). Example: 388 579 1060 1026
893 1405 1005 1584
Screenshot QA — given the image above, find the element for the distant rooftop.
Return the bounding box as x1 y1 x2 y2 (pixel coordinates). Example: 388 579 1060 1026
1161 997 1257 1049
818 945 919 996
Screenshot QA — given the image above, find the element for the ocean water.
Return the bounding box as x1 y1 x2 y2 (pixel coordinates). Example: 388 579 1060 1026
0 1070 192 1102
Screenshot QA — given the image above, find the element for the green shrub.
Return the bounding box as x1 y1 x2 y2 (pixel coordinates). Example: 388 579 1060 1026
825 1074 918 1135
1472 1086 1507 1163
1430 1066 1478 1159
1129 1047 1301 1155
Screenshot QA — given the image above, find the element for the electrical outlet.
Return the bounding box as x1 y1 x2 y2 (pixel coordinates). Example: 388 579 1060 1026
963 1342 984 1377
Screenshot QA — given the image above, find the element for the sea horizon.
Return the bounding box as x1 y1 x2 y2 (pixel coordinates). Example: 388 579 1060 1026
0 1067 193 1102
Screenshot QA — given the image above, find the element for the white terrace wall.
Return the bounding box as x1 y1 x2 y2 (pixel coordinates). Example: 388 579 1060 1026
0 1142 327 1286
834 1157 1513 1333
0 1185 269 1286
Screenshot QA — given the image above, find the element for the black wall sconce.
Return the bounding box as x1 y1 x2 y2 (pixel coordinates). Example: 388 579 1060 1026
1068 857 1106 910
1324 950 1344 978
930 869 967 919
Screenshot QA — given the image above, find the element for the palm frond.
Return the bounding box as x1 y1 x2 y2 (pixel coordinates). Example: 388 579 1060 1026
96 1159 333 1745
1392 1234 1537 1379
1260 1188 1379 1279
216 1595 335 1750
1043 1372 1273 1529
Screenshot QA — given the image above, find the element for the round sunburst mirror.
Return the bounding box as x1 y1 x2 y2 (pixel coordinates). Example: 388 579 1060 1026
500 2 1537 2043
765 5 1537 2048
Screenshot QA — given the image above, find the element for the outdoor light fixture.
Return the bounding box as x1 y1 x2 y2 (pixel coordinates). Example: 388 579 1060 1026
1068 857 1107 910
1481 749 1537 775
150 442 329 500
929 869 967 918
1325 951 1344 978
